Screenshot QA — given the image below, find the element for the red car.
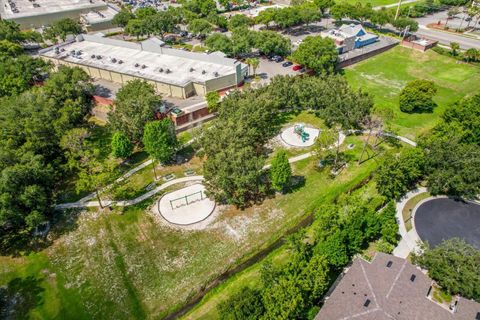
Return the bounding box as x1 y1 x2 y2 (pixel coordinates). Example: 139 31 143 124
292 65 303 71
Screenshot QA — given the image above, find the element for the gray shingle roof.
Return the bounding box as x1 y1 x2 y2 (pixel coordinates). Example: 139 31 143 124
315 253 480 320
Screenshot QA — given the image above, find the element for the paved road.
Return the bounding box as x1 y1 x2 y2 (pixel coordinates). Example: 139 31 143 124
415 25 480 49
415 198 480 249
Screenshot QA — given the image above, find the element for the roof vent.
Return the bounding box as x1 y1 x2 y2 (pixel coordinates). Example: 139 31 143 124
410 274 416 282
141 64 147 69
54 47 60 54
165 69 171 74
135 63 140 68
118 60 123 64
189 67 194 72
202 70 206 74
159 68 164 72
60 48 65 52
214 71 219 77
96 55 102 59
386 261 393 268
111 58 117 63
70 50 76 55
91 54 96 58
363 299 371 307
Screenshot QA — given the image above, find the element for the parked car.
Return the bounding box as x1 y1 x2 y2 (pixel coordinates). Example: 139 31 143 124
282 61 293 67
273 55 284 63
292 64 302 71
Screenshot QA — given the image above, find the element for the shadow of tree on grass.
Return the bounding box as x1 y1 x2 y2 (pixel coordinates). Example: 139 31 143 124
0 276 45 320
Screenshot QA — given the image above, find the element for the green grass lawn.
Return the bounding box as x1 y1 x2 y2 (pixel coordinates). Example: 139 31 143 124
0 134 384 319
341 0 401 7
402 191 430 232
344 46 480 140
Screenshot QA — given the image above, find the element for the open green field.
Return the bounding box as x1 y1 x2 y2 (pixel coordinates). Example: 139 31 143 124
340 0 401 7
344 46 480 140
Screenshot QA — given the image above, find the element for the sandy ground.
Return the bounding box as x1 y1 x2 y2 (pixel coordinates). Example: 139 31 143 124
156 183 215 225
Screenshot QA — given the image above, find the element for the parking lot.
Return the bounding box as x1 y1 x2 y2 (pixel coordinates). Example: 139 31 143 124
254 57 298 85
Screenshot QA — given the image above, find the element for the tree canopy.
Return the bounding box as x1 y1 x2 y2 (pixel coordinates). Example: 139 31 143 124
399 79 437 113
142 120 177 164
291 36 338 75
412 238 480 301
108 80 161 143
269 150 292 192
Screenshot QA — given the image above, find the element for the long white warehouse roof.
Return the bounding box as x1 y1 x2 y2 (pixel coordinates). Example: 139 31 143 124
0 0 106 19
40 34 246 87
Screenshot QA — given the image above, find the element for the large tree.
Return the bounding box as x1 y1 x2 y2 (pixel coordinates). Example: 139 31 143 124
375 148 425 200
291 36 338 75
412 238 480 301
255 31 291 57
399 79 437 113
142 119 177 164
205 33 233 56
108 80 161 143
270 150 292 192
0 66 93 251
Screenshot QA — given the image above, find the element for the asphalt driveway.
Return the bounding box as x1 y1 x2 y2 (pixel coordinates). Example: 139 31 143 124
414 198 480 249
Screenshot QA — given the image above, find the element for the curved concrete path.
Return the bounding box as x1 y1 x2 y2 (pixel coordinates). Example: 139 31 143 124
392 187 427 258
56 132 415 209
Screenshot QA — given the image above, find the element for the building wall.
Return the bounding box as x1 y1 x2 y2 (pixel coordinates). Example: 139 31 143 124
355 37 378 49
43 55 243 99
205 73 238 92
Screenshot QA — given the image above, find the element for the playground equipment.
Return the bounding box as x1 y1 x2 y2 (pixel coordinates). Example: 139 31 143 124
169 190 205 210
294 124 310 143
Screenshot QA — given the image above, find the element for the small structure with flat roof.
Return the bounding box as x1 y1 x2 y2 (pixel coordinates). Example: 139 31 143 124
316 252 480 320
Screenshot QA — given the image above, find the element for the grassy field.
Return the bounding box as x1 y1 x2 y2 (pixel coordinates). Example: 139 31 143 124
183 176 385 320
0 133 383 319
344 46 480 140
341 0 401 7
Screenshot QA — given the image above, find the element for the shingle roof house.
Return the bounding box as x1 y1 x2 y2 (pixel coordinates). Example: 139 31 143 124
315 252 480 320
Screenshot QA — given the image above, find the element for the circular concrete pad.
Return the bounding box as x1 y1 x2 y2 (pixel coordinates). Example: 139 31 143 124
414 198 480 249
280 125 320 147
158 184 215 225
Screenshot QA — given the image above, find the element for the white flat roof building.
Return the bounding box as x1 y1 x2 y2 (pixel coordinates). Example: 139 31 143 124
0 0 113 28
40 34 248 99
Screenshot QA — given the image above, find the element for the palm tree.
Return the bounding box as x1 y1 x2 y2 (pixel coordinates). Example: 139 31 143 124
245 58 260 77
249 58 260 77
465 48 479 62
450 42 460 56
